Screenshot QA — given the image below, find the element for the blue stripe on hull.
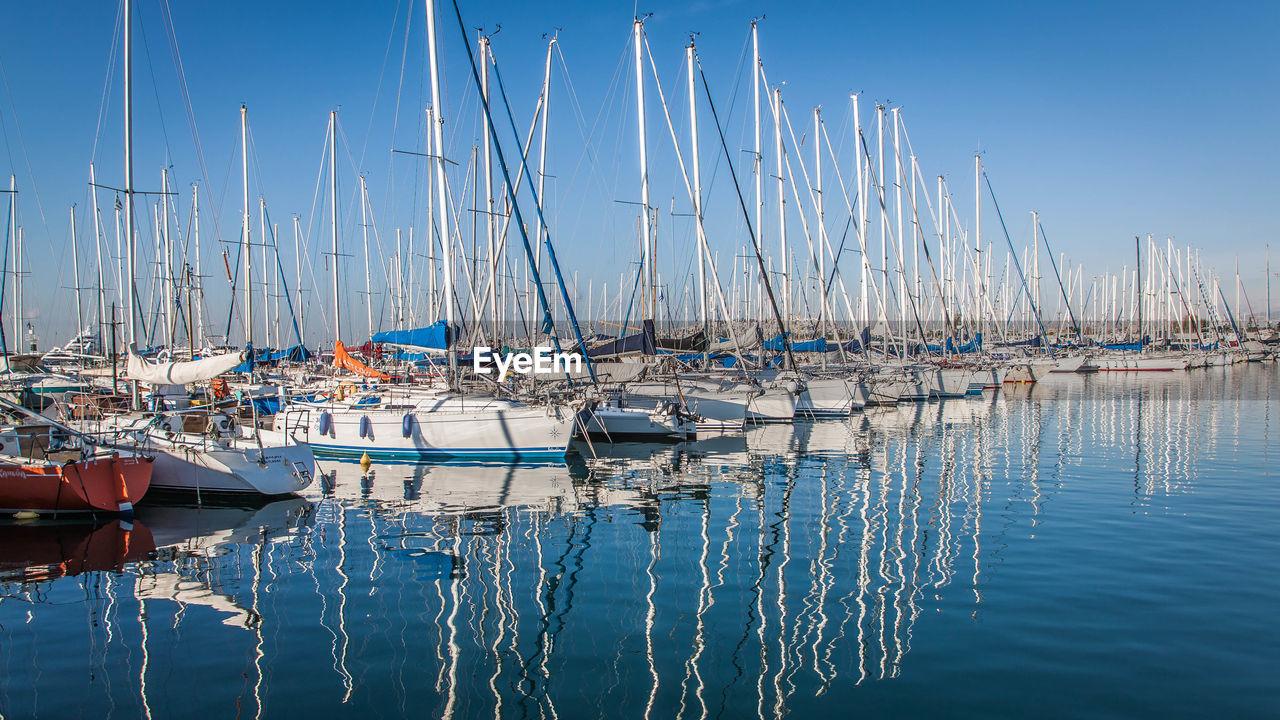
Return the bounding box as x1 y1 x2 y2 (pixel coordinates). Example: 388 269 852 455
312 443 568 461
795 410 853 419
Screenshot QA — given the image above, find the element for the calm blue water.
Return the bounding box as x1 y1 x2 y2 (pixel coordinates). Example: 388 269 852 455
1 365 1277 719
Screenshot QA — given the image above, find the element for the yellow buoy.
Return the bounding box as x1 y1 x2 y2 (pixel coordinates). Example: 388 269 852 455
359 451 372 474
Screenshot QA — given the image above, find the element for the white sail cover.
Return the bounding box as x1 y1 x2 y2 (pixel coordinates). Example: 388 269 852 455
709 324 763 352
126 344 246 385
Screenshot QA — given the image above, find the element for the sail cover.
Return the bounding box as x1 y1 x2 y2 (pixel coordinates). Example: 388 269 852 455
126 344 246 385
333 341 389 381
371 321 453 350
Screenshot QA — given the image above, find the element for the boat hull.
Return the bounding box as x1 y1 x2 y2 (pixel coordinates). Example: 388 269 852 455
147 435 315 495
0 453 153 514
287 399 575 461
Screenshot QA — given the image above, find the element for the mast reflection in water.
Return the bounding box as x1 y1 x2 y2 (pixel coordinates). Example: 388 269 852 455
0 365 1276 718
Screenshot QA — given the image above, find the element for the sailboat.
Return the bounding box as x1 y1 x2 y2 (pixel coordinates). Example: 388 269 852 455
59 6 317 498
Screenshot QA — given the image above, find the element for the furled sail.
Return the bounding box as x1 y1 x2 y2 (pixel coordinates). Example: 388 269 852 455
333 341 389 381
708 324 763 352
125 344 246 385
370 320 453 350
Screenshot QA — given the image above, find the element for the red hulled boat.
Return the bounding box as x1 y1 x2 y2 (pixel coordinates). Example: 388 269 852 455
0 452 154 515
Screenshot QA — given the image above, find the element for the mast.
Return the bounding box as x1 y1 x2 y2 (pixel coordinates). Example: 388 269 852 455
424 108 434 320
687 40 708 362
161 167 173 348
480 34 499 346
425 0 456 378
1032 210 1040 337
124 0 139 408
877 106 887 352
633 18 654 323
752 20 763 323
892 107 905 356
71 205 83 338
241 104 253 347
259 197 268 348
973 154 983 343
360 175 372 341
1135 235 1142 344
329 110 341 345
774 88 789 327
90 164 107 349
395 227 403 329
854 94 868 330
292 215 304 344
8 176 20 349
532 36 555 342
814 105 827 364
192 184 203 348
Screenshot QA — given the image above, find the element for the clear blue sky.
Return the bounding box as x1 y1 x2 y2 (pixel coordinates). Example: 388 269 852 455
1 0 1276 344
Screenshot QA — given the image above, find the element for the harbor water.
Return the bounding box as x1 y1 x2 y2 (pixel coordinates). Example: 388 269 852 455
1 364 1276 718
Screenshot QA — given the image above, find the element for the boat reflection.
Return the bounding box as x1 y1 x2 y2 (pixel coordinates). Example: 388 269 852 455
0 518 154 584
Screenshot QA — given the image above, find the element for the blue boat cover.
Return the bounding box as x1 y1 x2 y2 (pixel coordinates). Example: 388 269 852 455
764 333 828 353
372 321 454 350
588 319 656 358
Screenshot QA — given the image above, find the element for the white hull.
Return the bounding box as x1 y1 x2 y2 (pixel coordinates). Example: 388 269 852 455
284 393 575 461
625 379 751 430
796 377 862 418
1092 353 1193 372
79 415 315 495
582 404 695 441
746 384 798 423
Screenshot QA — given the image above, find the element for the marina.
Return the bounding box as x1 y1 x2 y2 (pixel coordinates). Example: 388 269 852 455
0 0 1276 716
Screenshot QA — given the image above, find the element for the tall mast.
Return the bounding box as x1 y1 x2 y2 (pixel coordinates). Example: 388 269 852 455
814 105 828 364
425 0 456 378
480 35 499 346
124 0 139 407
1032 209 1040 336
973 154 983 342
241 104 253 347
161 167 173 348
292 215 304 344
633 18 654 322
1135 235 1142 343
395 227 403 329
192 184 203 348
329 110 341 344
752 19 763 325
6 176 15 350
686 40 708 361
854 94 868 330
259 197 269 347
532 35 555 342
877 106 887 349
89 164 106 347
360 175 372 341
424 108 434 321
774 87 789 326
892 107 905 357
71 205 83 337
